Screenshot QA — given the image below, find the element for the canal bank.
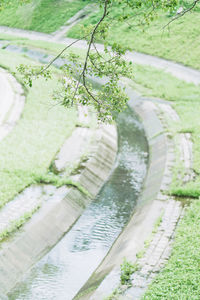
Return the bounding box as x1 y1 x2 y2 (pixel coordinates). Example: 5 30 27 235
0 45 171 299
76 83 186 299
0 44 148 299
0 117 117 297
8 101 148 300
0 42 188 299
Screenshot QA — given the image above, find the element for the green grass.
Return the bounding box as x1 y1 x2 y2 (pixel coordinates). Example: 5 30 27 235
0 49 77 207
0 0 90 33
1 33 200 297
143 198 200 300
120 259 138 285
68 7 200 70
0 204 40 243
126 64 200 198
102 61 200 298
0 33 87 62
121 62 200 298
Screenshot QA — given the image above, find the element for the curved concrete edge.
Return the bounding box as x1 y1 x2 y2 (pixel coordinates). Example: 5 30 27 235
0 67 25 142
54 127 92 173
0 123 118 297
75 86 171 300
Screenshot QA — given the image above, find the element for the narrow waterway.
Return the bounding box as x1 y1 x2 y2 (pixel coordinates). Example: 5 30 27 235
8 104 148 300
1 44 148 299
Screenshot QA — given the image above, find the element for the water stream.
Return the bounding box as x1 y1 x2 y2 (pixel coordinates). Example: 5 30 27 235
8 106 148 300
1 44 148 299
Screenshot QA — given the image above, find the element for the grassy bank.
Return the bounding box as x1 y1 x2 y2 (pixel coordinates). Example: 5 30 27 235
0 50 77 207
0 0 90 33
125 63 200 298
99 61 200 299
128 63 200 198
143 199 200 299
0 33 86 59
68 7 200 70
1 25 200 297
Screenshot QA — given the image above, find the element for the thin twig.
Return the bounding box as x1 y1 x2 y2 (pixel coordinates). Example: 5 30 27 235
82 0 109 103
36 33 91 75
163 0 200 29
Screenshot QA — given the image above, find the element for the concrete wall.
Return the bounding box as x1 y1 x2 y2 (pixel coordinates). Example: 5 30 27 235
75 87 170 300
0 82 169 299
0 123 117 297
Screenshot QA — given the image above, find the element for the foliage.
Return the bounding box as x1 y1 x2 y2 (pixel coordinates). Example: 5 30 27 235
17 63 51 87
68 4 200 69
17 38 133 122
1 0 199 120
104 287 122 300
104 259 139 299
120 258 138 285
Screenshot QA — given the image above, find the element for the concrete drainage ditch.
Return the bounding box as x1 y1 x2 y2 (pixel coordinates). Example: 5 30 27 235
0 97 118 297
0 42 195 299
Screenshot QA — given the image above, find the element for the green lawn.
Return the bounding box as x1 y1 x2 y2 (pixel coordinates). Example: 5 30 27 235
0 50 77 208
0 0 90 33
123 62 200 299
0 33 87 64
127 63 200 198
143 199 200 300
68 7 200 70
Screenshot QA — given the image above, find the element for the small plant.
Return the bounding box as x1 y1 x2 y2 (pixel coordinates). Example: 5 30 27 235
136 249 145 259
152 213 163 234
0 204 40 243
120 258 138 285
104 288 121 300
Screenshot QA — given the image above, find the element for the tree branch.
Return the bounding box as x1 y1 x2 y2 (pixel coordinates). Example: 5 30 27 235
81 0 109 90
163 0 200 29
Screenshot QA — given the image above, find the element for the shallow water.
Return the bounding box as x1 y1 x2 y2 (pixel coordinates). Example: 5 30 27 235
9 105 148 300
2 44 148 299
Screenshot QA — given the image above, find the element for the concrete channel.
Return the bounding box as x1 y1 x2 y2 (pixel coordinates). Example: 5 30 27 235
0 40 194 299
